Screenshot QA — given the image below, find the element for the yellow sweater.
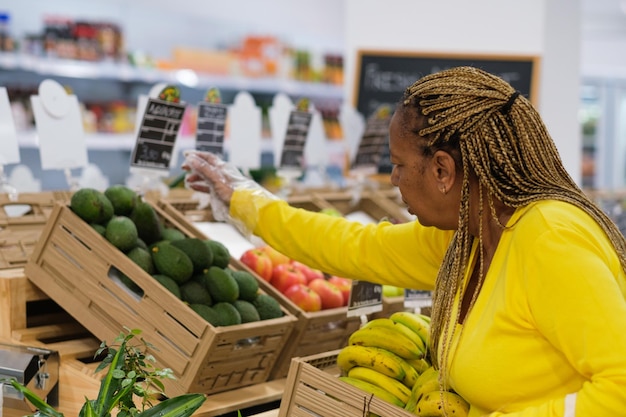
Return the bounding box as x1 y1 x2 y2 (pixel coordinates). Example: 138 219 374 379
231 189 626 416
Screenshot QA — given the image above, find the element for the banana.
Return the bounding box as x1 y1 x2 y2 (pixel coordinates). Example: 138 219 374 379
339 376 405 408
349 325 424 360
415 390 470 417
410 366 440 402
419 313 431 324
336 345 406 381
399 357 420 389
362 318 427 356
405 357 431 375
390 311 431 347
348 366 411 405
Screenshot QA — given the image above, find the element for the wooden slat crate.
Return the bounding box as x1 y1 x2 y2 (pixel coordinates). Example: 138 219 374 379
156 197 362 381
278 350 415 417
0 192 73 270
24 201 298 397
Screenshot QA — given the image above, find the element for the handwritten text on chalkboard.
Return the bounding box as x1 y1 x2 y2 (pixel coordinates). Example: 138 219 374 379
131 98 186 171
196 102 228 157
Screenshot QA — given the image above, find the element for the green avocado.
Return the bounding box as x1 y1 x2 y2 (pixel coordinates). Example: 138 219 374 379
71 188 114 224
180 280 213 306
253 293 283 320
130 200 163 245
150 241 193 284
203 266 239 303
205 239 230 268
104 184 138 216
105 216 139 252
231 270 259 301
232 300 260 323
170 237 213 274
213 302 242 326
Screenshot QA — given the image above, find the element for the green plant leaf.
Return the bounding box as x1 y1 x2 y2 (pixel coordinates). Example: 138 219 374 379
95 338 127 415
136 394 206 417
7 379 64 417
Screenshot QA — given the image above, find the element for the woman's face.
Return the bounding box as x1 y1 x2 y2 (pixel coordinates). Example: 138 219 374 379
388 109 460 230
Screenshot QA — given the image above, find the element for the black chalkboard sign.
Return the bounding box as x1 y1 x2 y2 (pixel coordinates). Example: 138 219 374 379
196 102 228 157
347 280 383 317
353 51 540 173
131 98 186 171
279 110 313 170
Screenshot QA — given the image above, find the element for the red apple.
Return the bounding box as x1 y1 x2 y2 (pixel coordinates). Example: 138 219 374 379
260 245 291 266
308 278 345 309
270 263 307 294
290 260 325 283
284 283 322 312
240 248 273 282
327 276 353 306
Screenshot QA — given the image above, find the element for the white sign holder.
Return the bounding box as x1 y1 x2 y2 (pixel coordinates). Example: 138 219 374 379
0 87 20 200
30 79 88 191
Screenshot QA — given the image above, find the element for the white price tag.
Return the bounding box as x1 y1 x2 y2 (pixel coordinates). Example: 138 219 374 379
30 79 87 170
0 87 20 165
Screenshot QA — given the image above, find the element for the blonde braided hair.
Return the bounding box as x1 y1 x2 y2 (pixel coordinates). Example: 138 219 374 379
400 66 626 391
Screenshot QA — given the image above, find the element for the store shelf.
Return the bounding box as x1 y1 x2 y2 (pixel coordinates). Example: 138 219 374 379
0 52 344 99
15 130 194 151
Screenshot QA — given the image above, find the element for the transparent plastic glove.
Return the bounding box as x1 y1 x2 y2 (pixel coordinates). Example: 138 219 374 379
182 150 279 238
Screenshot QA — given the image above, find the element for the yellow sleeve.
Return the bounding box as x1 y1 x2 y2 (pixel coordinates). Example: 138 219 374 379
490 224 626 416
230 188 453 290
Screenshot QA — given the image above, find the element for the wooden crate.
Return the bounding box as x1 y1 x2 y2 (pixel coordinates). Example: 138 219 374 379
24 201 298 397
0 192 73 270
278 350 415 417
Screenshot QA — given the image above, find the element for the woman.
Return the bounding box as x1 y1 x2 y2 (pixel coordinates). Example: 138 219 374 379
183 66 626 416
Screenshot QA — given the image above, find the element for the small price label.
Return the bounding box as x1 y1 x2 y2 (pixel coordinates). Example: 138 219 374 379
279 110 313 170
130 97 186 171
404 289 433 310
347 280 383 317
195 102 228 157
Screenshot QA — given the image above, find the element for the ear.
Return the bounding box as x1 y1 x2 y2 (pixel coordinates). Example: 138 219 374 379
431 150 457 192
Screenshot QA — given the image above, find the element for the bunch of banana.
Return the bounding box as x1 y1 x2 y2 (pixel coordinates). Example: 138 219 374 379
335 312 434 409
404 366 470 417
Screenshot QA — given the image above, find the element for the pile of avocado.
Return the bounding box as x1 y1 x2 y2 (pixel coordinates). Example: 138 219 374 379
70 185 284 327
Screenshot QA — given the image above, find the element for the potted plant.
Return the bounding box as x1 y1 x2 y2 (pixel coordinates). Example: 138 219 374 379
2 328 206 417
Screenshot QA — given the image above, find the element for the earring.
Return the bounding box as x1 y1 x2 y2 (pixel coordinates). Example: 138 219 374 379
440 185 446 194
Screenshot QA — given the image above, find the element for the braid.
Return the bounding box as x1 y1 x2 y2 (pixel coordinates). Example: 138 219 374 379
401 66 626 392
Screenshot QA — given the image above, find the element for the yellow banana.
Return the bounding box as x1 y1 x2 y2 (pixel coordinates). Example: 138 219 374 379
339 376 405 408
362 318 427 356
390 311 431 347
399 357 420 389
405 357 431 375
415 390 470 417
419 313 431 324
412 366 440 399
348 366 411 405
349 325 424 360
336 345 406 381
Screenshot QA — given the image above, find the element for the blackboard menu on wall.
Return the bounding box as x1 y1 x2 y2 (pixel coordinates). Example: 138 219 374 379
279 110 313 170
353 51 540 173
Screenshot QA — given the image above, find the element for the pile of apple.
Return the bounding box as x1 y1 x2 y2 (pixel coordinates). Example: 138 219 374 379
240 245 352 312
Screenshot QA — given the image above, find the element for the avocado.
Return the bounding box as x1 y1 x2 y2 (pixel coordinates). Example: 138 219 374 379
213 302 242 326
71 188 114 224
180 280 213 305
170 237 213 274
130 200 163 245
136 238 148 251
189 304 220 326
161 227 186 242
204 266 239 303
253 293 283 320
232 300 260 323
126 246 154 275
153 274 181 299
91 223 106 236
105 216 139 252
205 239 230 268
104 184 138 216
231 270 259 301
150 241 193 284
